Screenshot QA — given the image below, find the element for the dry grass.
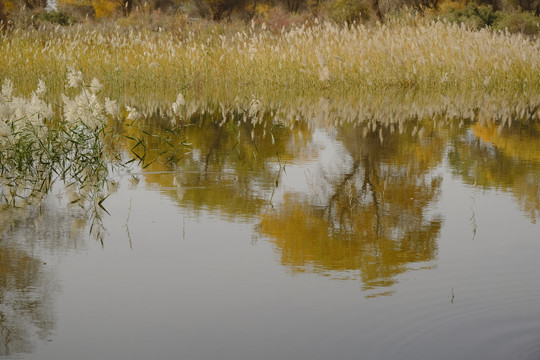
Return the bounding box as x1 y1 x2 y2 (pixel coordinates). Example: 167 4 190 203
0 16 539 124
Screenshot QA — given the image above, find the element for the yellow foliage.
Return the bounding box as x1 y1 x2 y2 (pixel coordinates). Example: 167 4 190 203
60 0 92 6
3 0 16 12
426 0 464 15
91 0 119 18
254 3 271 17
60 0 116 18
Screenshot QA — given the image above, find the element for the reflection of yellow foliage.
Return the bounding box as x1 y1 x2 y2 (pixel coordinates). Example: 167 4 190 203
472 121 540 222
260 193 441 291
119 114 310 218
0 247 38 288
473 122 540 163
261 194 361 272
450 121 540 223
413 142 438 166
260 121 444 294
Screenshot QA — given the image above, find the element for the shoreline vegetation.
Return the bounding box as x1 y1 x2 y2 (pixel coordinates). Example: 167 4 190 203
1 0 540 122
1 16 539 122
1 0 539 233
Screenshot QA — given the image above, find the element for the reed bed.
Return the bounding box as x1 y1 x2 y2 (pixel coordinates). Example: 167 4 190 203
0 73 142 238
1 17 539 118
3 17 539 238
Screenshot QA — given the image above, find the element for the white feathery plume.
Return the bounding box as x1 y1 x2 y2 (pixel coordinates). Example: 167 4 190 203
172 93 185 115
67 67 83 89
89 78 102 93
126 106 141 121
105 98 120 118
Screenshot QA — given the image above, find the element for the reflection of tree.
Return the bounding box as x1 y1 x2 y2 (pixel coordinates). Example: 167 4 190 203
129 111 311 220
260 121 444 293
448 120 540 222
0 245 55 356
0 204 86 357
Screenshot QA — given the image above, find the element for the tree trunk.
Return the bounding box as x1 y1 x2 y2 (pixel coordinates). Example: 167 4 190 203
0 0 6 29
371 0 383 21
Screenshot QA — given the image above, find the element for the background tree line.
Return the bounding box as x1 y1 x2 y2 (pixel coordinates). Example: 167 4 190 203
1 0 539 32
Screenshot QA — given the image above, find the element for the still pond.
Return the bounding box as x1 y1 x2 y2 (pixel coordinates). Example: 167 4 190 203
1 114 539 360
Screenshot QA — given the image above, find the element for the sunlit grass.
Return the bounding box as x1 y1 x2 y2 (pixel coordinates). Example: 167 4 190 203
1 16 539 121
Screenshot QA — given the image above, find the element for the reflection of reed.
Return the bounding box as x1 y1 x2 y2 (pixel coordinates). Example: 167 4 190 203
304 168 321 203
125 197 134 249
0 202 87 253
470 181 478 241
140 91 540 137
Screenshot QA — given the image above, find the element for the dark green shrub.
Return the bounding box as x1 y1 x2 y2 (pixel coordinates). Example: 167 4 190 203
325 0 371 23
280 0 307 12
191 0 248 20
446 4 501 28
59 2 96 20
494 11 540 35
36 10 76 25
507 0 540 15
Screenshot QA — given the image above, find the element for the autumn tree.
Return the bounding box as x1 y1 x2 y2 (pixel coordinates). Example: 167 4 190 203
508 0 540 14
191 0 250 19
280 0 305 11
0 0 45 11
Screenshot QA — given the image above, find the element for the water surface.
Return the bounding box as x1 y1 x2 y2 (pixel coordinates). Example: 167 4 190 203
1 116 539 360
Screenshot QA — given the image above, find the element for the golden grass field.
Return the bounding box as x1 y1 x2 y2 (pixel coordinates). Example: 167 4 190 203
1 16 539 126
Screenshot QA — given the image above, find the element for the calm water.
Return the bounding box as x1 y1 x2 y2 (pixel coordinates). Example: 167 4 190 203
1 116 540 359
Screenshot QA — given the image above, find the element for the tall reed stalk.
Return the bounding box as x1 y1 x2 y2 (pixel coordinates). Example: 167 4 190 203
1 17 539 115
